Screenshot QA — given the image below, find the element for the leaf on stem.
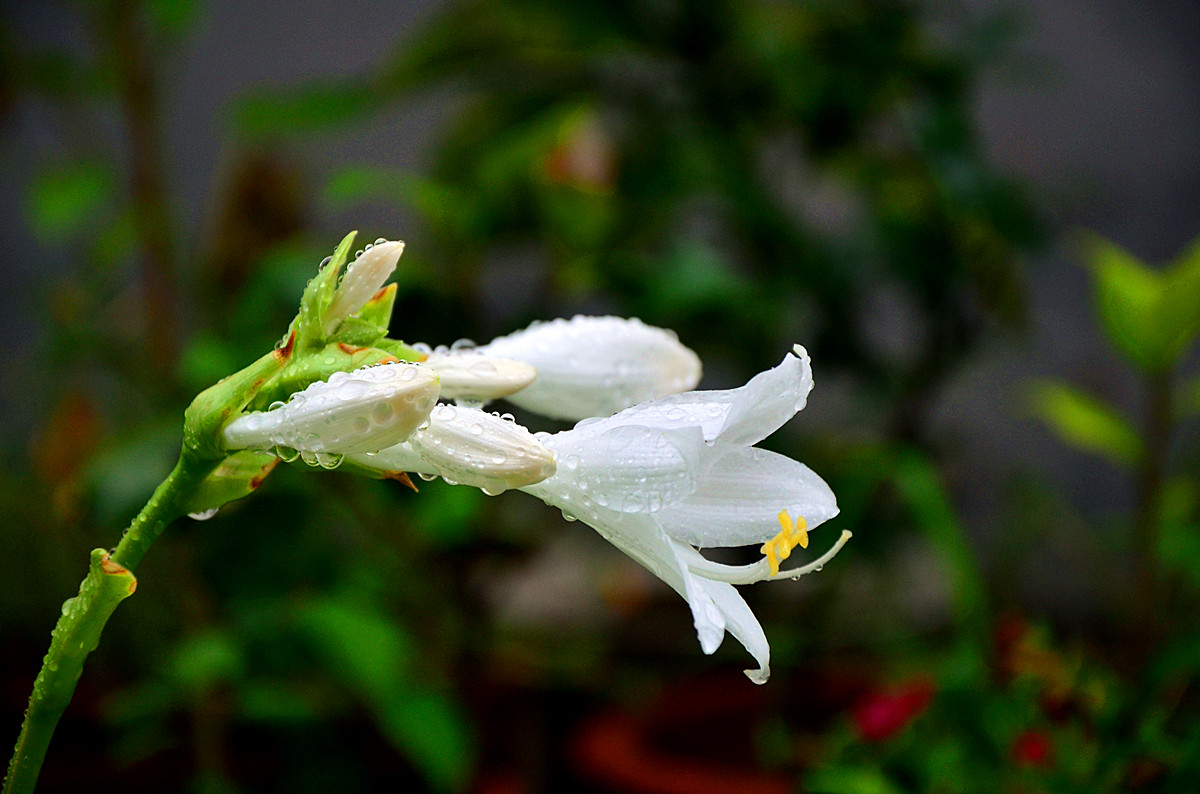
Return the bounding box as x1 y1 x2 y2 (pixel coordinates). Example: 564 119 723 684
1028 380 1144 467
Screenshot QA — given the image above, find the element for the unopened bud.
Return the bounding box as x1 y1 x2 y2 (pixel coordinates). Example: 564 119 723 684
354 404 556 494
423 352 537 402
323 240 405 335
479 315 702 420
223 362 439 456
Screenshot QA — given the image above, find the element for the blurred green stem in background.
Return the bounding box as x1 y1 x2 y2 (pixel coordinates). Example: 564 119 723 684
3 451 215 794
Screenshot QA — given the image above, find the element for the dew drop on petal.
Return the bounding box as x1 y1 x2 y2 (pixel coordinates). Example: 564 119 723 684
315 451 344 470
189 508 220 521
274 445 300 463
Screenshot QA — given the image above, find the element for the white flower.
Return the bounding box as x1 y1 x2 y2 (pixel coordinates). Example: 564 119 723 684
477 315 702 420
323 240 405 335
223 362 439 458
422 352 537 403
521 345 848 683
350 404 556 494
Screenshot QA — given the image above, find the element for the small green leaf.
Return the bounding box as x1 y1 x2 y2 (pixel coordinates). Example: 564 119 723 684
295 231 356 346
182 450 278 516
26 162 112 240
1029 380 1143 466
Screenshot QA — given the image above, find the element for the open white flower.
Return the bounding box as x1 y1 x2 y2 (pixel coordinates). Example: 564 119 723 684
350 403 556 494
478 315 702 421
521 345 848 683
223 362 439 459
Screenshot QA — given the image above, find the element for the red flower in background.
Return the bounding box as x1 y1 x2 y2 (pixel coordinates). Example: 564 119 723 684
852 680 934 742
1012 730 1054 768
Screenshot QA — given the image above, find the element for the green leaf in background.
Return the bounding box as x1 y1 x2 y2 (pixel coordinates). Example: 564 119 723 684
1158 235 1200 361
294 597 414 697
26 161 113 241
168 629 244 696
806 766 905 794
1185 376 1200 418
322 166 410 209
232 83 375 139
892 448 988 648
1028 380 1144 467
377 690 474 793
1086 234 1200 371
146 0 199 40
1156 476 1200 592
1088 236 1164 370
294 597 475 790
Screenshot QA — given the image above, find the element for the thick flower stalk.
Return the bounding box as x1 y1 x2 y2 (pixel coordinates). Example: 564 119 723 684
522 345 849 683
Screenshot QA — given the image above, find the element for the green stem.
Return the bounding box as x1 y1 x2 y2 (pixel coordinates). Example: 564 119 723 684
4 451 214 794
1132 368 1174 633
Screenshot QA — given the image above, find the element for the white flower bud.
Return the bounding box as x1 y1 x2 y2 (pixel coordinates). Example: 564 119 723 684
422 352 537 402
352 404 556 494
323 240 405 334
479 315 702 420
223 362 439 456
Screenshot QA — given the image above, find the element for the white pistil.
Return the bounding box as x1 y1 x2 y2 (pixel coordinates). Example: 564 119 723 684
682 530 854 585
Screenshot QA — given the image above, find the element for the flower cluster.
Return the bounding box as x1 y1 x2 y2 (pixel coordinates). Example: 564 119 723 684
208 234 848 681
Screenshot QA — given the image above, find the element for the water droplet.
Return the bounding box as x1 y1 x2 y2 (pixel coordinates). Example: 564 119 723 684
269 400 286 410
274 445 300 463
418 472 437 481
372 403 395 423
451 338 476 351
189 508 219 521
561 510 577 522
318 255 332 270
315 451 344 470
353 416 371 434
374 237 387 245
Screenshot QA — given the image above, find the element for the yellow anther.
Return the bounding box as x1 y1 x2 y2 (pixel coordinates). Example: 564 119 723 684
760 511 809 577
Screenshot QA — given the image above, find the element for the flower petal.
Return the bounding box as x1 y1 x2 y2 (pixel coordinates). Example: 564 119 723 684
691 574 771 684
572 345 812 446
656 444 838 547
540 424 703 513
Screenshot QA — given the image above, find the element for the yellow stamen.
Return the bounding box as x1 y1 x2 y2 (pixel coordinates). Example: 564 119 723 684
760 511 809 577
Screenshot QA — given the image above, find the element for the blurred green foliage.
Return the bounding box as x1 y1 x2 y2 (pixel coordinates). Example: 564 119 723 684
2 0 1199 792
